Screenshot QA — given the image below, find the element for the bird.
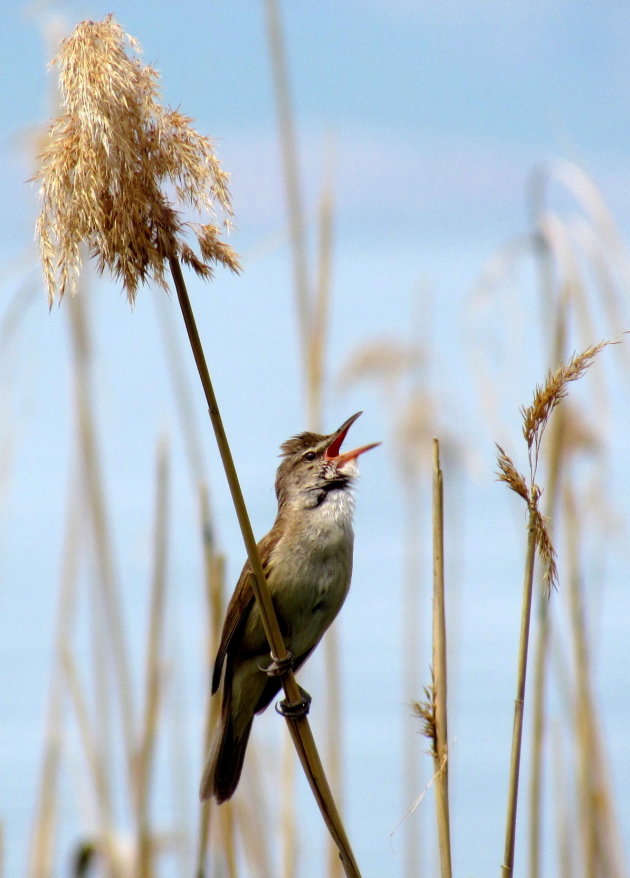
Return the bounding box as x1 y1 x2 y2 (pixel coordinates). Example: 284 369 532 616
200 411 379 803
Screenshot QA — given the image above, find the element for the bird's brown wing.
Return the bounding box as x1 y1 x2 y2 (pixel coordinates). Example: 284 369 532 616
211 529 278 694
211 561 254 693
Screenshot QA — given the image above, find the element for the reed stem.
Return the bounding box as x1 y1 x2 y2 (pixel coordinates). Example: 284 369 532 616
168 255 361 877
501 506 538 877
432 440 452 878
136 440 170 877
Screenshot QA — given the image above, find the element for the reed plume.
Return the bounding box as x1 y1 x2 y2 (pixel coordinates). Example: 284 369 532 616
34 14 239 306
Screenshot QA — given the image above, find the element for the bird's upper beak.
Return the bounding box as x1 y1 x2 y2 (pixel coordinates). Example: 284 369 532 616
324 411 380 467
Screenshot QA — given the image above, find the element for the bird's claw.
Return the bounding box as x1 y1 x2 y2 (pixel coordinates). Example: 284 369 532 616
258 651 294 677
275 687 312 718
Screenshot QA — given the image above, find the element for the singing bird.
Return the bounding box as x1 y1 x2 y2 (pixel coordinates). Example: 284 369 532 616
200 411 379 803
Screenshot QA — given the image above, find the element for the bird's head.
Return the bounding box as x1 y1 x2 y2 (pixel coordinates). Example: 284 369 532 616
275 411 380 510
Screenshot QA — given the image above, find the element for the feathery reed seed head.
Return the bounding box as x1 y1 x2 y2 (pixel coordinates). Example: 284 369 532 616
413 685 437 758
497 341 616 594
521 342 610 453
35 15 240 305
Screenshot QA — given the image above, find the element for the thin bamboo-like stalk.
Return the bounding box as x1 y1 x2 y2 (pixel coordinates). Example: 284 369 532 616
527 403 565 878
280 728 297 878
28 484 81 878
402 476 423 878
551 725 573 878
314 179 345 878
135 440 171 877
61 650 121 878
564 485 627 878
195 493 235 878
501 506 538 878
526 170 567 878
432 440 452 878
264 0 310 363
168 255 361 878
67 291 136 777
309 166 334 429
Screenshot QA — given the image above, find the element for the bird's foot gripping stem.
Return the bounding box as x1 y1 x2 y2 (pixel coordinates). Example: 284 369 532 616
275 686 312 718
259 650 295 677
259 651 312 717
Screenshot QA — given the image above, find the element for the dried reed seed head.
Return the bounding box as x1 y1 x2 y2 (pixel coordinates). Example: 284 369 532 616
521 341 611 449
532 506 558 594
412 685 437 757
35 14 240 306
495 444 529 502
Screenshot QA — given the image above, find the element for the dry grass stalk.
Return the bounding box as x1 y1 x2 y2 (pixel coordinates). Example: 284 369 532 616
431 439 452 878
68 288 136 788
61 649 121 878
564 485 628 878
28 487 82 878
412 439 452 878
35 14 239 305
498 340 613 877
264 0 310 363
135 441 170 877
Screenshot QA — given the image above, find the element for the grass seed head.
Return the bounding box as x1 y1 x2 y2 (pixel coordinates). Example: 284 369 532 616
496 444 529 502
35 14 240 306
413 683 437 758
521 342 611 452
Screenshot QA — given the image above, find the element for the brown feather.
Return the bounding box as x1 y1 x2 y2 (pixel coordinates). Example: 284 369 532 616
211 528 280 693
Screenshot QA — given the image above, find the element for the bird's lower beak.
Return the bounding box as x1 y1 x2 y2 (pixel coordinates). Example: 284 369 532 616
324 411 380 466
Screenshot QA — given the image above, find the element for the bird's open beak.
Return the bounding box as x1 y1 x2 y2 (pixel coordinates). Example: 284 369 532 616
324 411 380 466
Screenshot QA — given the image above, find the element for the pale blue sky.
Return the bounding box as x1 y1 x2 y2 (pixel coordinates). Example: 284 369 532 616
2 2 630 876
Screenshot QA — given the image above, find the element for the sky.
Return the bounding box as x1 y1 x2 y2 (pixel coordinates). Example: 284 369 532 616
2 2 630 876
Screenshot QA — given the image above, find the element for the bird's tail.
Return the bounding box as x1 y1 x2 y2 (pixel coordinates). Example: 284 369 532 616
199 690 253 804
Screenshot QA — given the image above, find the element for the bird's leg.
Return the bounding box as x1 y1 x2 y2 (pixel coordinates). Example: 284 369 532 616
258 650 294 677
275 686 312 718
259 652 312 717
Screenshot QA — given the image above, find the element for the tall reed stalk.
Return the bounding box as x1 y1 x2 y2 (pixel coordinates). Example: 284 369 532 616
431 440 452 878
497 341 612 876
135 441 170 877
28 485 81 878
35 16 361 877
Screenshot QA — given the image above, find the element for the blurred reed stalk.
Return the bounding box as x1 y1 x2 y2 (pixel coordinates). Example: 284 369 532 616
526 167 570 878
135 440 170 877
563 485 627 878
68 286 136 788
525 164 629 878
497 341 611 877
28 483 81 878
264 4 342 876
195 497 237 878
35 16 360 876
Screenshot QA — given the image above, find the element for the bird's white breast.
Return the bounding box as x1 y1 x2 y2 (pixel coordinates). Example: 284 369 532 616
268 488 356 657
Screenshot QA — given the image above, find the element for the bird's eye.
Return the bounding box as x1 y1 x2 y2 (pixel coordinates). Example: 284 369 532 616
303 451 317 462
